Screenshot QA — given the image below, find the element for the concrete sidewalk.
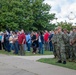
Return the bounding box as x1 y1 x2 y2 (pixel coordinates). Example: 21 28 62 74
14 55 54 61
0 55 76 75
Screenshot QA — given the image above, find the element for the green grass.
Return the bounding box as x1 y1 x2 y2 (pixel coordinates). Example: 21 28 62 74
0 50 17 56
38 58 76 70
0 50 53 56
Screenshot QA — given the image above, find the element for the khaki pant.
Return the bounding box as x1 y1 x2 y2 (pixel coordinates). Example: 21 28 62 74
19 44 25 56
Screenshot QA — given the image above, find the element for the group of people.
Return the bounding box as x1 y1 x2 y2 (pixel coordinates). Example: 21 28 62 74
0 29 48 55
0 27 76 64
52 27 76 64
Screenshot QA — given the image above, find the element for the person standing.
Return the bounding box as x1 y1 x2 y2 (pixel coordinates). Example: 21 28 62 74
1 32 4 50
52 28 58 58
26 32 31 52
9 32 14 51
49 31 54 51
13 32 19 54
69 28 76 62
38 31 44 54
44 30 49 50
4 31 10 52
63 29 70 59
0 32 3 50
18 29 26 56
56 27 66 64
31 32 38 54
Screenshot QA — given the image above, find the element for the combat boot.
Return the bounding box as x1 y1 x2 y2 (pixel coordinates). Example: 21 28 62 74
63 61 66 64
57 60 62 63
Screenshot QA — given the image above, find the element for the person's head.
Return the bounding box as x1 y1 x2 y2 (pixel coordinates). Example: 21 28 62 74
0 32 3 35
57 26 62 33
21 29 24 33
73 28 76 32
49 31 51 34
54 27 58 34
32 31 35 35
12 31 15 35
63 29 67 33
45 30 48 33
39 31 43 35
10 31 13 34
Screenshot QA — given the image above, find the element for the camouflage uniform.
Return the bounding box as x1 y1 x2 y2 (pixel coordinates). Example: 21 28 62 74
63 32 70 59
69 31 76 61
57 32 66 63
52 33 58 58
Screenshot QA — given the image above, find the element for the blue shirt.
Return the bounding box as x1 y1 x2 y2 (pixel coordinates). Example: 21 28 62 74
0 35 2 41
26 34 31 43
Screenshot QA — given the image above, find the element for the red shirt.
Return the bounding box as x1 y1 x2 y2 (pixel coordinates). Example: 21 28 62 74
36 33 39 39
18 33 26 44
44 32 49 42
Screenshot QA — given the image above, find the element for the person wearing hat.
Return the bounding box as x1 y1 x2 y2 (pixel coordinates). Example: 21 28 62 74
52 27 58 58
56 26 66 64
69 28 76 62
0 32 2 50
63 29 70 59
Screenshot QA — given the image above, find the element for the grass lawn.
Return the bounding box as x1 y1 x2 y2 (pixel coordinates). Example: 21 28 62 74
38 58 76 70
0 50 53 56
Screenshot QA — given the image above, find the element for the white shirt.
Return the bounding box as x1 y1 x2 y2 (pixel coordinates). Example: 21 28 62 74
39 36 41 42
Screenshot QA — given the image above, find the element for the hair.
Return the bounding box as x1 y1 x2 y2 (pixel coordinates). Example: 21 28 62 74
40 31 43 35
57 26 62 29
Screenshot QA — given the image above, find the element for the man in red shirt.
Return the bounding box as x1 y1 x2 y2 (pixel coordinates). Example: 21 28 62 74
18 29 26 55
44 30 49 50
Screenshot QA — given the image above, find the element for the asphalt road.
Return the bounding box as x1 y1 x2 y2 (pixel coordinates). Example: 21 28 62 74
0 55 76 75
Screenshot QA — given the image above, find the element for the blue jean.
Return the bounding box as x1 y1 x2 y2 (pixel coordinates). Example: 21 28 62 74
27 43 31 51
49 41 53 51
4 41 10 52
39 42 44 54
9 43 14 50
14 41 19 54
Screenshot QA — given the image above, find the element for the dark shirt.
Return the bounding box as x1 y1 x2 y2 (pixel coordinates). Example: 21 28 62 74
49 34 53 42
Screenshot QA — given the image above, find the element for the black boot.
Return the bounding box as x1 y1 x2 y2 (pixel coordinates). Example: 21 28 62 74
57 60 62 63
63 61 66 64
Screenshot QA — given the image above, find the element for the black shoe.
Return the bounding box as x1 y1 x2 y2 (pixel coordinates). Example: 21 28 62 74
57 60 62 63
63 61 66 64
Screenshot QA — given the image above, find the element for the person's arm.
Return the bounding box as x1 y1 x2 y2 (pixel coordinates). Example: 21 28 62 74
22 39 25 44
22 34 26 44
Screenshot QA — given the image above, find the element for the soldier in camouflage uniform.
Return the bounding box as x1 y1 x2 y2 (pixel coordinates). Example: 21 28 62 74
56 27 66 64
63 29 70 59
52 28 58 58
69 28 76 62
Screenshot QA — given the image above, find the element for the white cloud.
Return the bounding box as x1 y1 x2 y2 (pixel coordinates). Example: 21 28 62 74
44 0 76 25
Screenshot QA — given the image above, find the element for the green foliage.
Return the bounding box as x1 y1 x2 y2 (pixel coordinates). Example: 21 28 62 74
0 0 55 31
57 22 73 31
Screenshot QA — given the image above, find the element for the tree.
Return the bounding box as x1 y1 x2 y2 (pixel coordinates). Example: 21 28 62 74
57 22 73 31
0 0 55 31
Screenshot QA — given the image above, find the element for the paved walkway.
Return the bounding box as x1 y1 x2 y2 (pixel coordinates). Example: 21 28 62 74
0 54 76 75
14 55 54 61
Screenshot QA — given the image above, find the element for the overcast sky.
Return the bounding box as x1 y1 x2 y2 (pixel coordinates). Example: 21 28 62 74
44 0 76 24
